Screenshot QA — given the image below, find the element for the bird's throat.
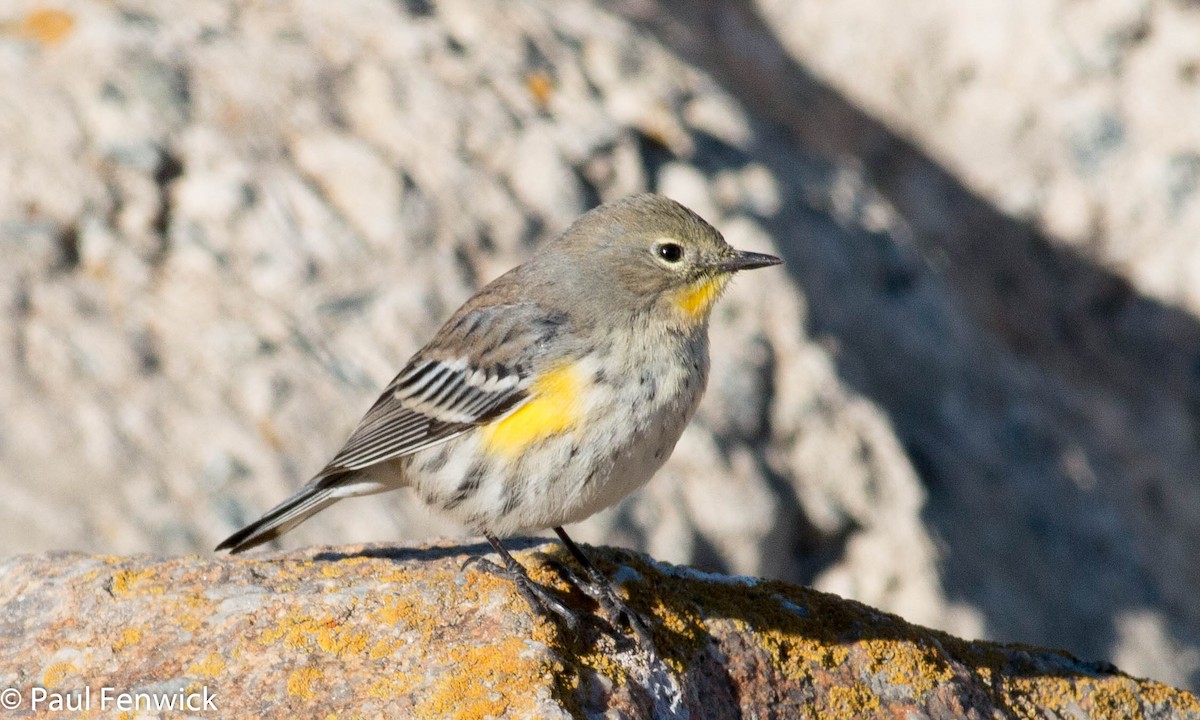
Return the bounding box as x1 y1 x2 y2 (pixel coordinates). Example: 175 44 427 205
672 274 729 324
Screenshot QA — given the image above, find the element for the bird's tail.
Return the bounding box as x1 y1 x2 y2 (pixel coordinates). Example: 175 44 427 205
216 470 372 554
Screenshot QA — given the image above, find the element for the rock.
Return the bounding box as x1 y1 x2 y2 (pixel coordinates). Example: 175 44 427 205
2 0 1200 697
1 545 1196 719
617 0 1200 690
0 0 949 639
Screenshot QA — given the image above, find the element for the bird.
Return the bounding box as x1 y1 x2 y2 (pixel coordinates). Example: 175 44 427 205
216 193 781 648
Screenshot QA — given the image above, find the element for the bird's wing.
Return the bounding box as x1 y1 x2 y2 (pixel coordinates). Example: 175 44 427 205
317 300 570 475
324 357 528 470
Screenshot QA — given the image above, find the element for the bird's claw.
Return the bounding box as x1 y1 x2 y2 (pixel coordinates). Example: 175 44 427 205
464 553 580 631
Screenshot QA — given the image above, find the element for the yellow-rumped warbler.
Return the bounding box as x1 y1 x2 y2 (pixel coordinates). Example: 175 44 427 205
217 193 781 646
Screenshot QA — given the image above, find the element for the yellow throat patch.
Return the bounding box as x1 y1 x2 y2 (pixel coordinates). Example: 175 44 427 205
481 363 583 456
673 274 730 323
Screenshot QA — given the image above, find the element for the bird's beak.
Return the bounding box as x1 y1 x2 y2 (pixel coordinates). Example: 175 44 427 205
714 249 783 273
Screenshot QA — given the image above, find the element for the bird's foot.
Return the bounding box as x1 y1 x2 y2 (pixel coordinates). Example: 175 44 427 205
570 564 656 655
544 532 658 656
463 540 580 631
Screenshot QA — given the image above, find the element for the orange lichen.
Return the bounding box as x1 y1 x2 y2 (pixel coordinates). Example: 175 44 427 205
18 8 75 45
366 591 453 649
526 71 554 107
257 417 283 450
1138 679 1200 709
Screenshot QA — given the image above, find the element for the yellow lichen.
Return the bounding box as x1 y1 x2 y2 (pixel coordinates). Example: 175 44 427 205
370 596 425 628
112 626 142 650
994 669 1200 720
258 608 370 658
165 594 209 632
826 684 881 719
369 637 401 660
550 548 1038 715
316 622 369 656
286 667 322 700
1138 678 1200 710
419 636 552 720
110 568 164 597
368 675 415 700
76 545 1194 718
366 591 454 650
862 636 955 695
41 662 75 688
187 653 227 678
270 559 318 586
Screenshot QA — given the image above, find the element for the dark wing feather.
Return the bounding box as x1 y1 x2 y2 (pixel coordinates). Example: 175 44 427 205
316 299 569 476
323 358 529 471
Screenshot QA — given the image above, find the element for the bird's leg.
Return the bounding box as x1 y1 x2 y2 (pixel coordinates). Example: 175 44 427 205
553 526 656 654
464 533 580 631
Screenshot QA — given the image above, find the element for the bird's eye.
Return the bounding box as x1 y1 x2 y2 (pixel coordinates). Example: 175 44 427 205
655 242 684 264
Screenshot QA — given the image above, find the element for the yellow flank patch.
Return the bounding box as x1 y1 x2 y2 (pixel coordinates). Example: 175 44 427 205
482 363 583 456
673 274 729 321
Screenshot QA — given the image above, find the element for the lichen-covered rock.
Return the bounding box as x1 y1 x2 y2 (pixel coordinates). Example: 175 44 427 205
4 0 1200 697
0 546 1195 719
619 0 1200 691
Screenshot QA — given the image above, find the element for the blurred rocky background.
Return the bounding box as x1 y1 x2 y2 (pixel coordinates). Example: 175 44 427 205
2 0 1198 693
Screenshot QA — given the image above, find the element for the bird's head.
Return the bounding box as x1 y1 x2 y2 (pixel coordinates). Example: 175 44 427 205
545 194 781 330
